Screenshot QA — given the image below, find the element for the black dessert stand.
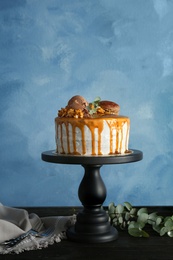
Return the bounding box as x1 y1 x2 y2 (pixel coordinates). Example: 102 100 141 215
42 149 143 243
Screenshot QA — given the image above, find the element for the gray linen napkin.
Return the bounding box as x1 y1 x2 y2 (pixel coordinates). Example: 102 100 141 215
0 204 76 254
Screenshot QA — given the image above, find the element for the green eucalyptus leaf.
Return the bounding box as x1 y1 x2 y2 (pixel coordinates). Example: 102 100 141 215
108 207 115 215
148 214 163 227
128 228 142 237
116 204 124 214
137 208 148 216
156 217 163 226
128 228 149 238
164 218 173 228
148 212 158 221
125 212 130 221
147 220 153 225
128 221 141 229
124 202 132 211
109 213 116 219
122 221 127 229
108 203 115 213
137 221 146 229
113 222 118 227
118 216 123 224
128 220 145 229
141 230 150 238
130 208 137 216
112 218 118 223
108 202 115 208
160 227 169 236
137 213 148 224
164 216 170 222
167 231 173 237
128 221 136 229
152 224 162 233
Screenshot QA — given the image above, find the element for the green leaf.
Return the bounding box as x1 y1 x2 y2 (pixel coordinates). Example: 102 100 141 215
128 221 141 229
118 216 123 224
141 230 150 238
128 220 146 230
88 108 97 115
164 218 173 228
137 208 148 216
116 204 124 214
94 96 101 103
125 212 130 221
87 97 101 115
164 216 171 222
160 227 169 236
108 202 115 208
122 221 127 229
148 212 158 221
156 217 163 226
152 224 162 233
168 231 173 237
108 202 115 214
109 213 116 219
137 221 146 229
128 228 142 237
137 213 148 224
128 228 149 238
113 222 118 227
112 218 118 224
130 208 137 216
124 202 132 211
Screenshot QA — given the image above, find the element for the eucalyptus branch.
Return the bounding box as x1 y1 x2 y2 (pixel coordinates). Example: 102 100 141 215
108 202 173 238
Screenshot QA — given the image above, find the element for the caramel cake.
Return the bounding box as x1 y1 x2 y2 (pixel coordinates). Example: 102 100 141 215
55 95 130 156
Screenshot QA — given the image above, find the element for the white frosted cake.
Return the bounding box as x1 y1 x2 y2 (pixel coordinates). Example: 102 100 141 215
55 95 130 156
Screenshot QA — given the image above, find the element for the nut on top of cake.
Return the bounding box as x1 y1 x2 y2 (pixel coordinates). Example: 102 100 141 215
58 95 120 118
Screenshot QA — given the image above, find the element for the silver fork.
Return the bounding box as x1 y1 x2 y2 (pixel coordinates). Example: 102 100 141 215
36 226 54 238
1 226 54 248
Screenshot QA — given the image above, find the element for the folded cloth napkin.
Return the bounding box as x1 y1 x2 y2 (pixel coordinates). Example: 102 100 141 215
0 204 76 254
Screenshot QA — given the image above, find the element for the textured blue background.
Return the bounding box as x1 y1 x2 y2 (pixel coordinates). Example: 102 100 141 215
0 0 173 206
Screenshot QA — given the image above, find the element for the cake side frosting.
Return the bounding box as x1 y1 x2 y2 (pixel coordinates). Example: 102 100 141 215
55 116 130 155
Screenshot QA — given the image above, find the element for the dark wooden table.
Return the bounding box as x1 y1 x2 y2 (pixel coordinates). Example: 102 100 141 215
1 206 173 260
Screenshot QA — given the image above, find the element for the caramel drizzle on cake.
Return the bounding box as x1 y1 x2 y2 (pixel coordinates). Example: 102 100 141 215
55 117 130 155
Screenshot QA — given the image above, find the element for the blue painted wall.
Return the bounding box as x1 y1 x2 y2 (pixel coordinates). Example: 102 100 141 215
1 0 173 207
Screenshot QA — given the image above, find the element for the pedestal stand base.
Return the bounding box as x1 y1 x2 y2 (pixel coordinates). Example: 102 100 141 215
67 226 118 243
67 208 118 243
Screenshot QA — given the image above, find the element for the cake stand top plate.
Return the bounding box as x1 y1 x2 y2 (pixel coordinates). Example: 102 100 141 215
41 149 143 165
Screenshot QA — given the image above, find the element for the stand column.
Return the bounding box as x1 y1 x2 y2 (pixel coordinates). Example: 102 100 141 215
66 164 118 243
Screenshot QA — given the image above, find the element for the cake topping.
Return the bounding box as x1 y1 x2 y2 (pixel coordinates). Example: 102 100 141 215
87 97 102 115
67 95 88 110
98 100 120 115
58 95 89 118
58 95 120 118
